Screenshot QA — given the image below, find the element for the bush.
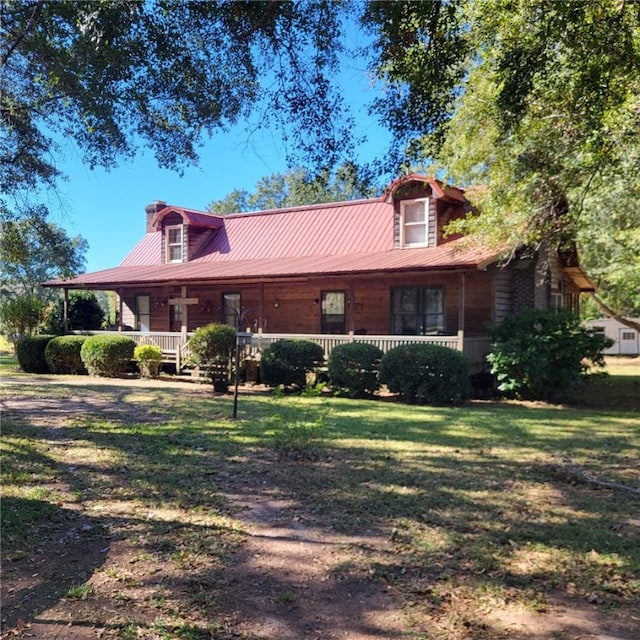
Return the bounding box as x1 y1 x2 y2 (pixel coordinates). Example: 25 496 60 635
487 308 613 401
328 342 383 397
379 343 470 405
44 335 88 374
15 335 55 373
41 291 105 334
260 339 325 390
133 344 163 379
80 335 136 377
188 323 237 391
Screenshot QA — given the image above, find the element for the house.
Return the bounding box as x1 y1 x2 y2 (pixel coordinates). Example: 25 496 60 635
584 317 640 356
44 174 595 371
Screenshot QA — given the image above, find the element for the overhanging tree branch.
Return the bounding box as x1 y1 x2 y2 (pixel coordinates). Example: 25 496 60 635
590 292 640 332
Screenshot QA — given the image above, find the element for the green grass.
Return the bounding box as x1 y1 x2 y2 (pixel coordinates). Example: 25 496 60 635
1 365 639 639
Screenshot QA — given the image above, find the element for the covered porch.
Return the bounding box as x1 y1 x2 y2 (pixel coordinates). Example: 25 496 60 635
71 329 492 374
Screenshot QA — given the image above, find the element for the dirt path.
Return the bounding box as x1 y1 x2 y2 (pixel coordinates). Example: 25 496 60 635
1 375 409 639
219 492 406 639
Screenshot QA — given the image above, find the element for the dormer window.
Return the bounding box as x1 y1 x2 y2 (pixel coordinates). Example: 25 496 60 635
166 225 184 262
401 199 429 247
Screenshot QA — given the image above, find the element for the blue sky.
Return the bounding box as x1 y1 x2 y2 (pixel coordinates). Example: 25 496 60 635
47 56 393 274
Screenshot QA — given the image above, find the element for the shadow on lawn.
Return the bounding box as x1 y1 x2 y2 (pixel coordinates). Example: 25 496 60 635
2 380 638 638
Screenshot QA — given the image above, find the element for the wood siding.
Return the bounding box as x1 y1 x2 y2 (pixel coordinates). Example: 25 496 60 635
117 270 496 337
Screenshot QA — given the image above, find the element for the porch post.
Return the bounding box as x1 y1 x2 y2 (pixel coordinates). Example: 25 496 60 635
63 289 69 334
259 283 265 331
457 273 465 352
348 281 355 333
181 286 188 334
118 289 124 331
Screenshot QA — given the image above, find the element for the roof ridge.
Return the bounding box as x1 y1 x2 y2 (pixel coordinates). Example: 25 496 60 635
220 197 380 219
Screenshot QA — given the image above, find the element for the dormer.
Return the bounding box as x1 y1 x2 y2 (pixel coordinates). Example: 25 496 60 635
384 175 468 249
144 201 223 264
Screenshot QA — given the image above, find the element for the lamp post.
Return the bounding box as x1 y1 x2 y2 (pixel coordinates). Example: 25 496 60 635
224 305 256 420
232 328 241 419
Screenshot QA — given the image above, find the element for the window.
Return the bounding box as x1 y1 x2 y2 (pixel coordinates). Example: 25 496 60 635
135 295 150 332
165 225 183 262
621 331 636 341
321 291 346 334
401 199 429 247
391 287 444 335
222 292 241 328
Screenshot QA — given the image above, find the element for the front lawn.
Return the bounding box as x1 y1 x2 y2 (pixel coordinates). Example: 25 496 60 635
1 362 639 639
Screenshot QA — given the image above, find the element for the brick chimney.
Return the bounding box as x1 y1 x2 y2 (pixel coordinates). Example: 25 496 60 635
145 201 167 232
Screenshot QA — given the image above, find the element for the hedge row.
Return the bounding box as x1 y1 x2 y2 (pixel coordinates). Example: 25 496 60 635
16 334 136 377
262 338 470 405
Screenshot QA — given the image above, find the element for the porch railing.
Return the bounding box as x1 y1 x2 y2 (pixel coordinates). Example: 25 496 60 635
243 332 462 356
74 330 491 372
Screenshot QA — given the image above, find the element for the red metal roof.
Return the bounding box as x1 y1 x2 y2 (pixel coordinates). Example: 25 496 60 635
124 198 393 267
47 238 500 288
45 185 503 289
151 208 223 230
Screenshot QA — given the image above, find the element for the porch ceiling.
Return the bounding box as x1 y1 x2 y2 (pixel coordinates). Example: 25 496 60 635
563 266 596 292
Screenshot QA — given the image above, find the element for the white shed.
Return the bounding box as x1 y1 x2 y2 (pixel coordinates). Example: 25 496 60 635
584 317 640 356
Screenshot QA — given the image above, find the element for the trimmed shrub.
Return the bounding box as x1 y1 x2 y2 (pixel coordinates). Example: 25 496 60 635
44 335 88 374
15 335 55 373
260 339 325 390
133 344 163 379
188 323 237 392
379 343 470 405
80 335 136 377
328 342 383 397
487 308 613 401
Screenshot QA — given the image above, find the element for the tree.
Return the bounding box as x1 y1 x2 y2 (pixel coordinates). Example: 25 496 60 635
1 0 356 199
41 291 105 335
208 163 379 213
362 0 640 326
0 292 47 339
0 204 87 295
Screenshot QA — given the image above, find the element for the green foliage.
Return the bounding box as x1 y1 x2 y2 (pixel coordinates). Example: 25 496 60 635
270 404 328 461
44 335 88 375
2 1 354 197
0 292 47 339
327 342 383 397
208 163 379 214
260 339 325 391
134 344 163 363
41 291 105 334
15 335 55 373
80 335 136 377
134 344 163 379
0 204 87 294
378 343 470 405
487 309 613 401
364 0 640 321
188 324 237 391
